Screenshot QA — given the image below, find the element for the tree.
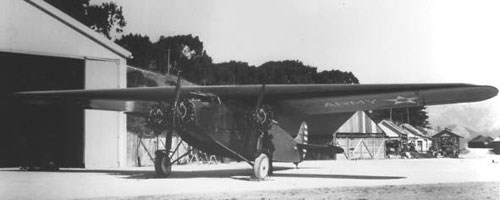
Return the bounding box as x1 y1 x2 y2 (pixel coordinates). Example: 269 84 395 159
314 70 359 84
369 106 430 128
44 0 126 39
115 34 155 69
258 61 317 84
155 35 212 76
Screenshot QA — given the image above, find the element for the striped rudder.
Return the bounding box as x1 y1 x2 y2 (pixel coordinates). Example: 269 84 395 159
294 121 308 159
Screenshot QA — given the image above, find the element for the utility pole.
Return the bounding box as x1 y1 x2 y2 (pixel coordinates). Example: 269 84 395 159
167 48 171 75
406 107 410 124
389 108 393 121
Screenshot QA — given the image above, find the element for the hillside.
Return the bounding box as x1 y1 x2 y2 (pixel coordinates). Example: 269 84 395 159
127 66 196 87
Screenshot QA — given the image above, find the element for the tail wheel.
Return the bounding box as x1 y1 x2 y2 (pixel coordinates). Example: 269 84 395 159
154 152 172 178
253 153 270 180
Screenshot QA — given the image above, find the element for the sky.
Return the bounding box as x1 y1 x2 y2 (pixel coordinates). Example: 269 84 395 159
94 0 500 136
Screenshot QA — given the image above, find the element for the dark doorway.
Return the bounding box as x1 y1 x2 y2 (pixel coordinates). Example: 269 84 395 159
0 52 84 167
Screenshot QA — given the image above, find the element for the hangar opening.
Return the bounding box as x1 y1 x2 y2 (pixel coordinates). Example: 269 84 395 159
1 52 85 167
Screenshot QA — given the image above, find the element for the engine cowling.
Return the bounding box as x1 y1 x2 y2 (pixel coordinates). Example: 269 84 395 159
176 98 196 127
251 105 273 131
145 98 196 135
145 103 171 134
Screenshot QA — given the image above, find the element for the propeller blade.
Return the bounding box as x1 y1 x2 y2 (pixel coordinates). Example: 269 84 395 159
167 72 183 135
172 71 183 108
255 84 266 110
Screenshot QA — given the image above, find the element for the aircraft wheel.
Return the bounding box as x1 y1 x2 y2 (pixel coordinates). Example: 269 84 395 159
253 153 270 180
154 153 172 178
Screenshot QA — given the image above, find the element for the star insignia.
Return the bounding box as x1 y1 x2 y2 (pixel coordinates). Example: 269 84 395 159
385 96 418 105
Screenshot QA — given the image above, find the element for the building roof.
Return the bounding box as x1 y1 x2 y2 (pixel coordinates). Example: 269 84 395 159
378 120 406 138
25 0 131 59
432 128 464 138
401 123 431 139
468 135 494 143
336 111 383 134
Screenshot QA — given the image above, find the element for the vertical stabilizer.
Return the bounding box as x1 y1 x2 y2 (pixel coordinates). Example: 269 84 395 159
294 121 308 144
294 121 308 158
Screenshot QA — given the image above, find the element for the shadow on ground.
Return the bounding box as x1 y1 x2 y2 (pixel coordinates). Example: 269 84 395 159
272 173 405 180
6 166 406 181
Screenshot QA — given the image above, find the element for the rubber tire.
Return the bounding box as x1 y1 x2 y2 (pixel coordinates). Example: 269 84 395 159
154 153 172 178
253 153 270 180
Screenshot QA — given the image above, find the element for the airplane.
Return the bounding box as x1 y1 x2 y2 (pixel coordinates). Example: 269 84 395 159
16 75 498 179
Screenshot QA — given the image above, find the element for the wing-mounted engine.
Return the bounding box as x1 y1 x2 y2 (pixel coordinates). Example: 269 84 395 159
144 98 197 135
251 105 274 131
145 103 171 135
175 98 196 127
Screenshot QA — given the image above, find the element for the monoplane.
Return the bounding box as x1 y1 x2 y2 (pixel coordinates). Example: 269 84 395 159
17 76 498 179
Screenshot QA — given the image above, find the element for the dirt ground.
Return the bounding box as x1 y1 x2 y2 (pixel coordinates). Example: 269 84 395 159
1 149 499 200
106 182 499 200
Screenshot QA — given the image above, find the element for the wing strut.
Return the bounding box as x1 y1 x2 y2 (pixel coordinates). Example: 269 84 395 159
207 135 254 166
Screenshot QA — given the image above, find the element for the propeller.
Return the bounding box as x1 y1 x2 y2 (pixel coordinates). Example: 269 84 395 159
171 71 183 129
255 84 266 111
253 84 273 130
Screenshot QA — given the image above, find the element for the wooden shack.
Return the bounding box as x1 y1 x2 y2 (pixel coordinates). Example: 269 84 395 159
431 128 463 157
378 120 409 158
401 124 432 152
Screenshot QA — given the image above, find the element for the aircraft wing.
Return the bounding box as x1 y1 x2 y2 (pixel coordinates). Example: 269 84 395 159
16 83 498 114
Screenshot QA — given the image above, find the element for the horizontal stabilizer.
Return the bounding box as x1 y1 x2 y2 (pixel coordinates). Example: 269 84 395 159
296 143 344 154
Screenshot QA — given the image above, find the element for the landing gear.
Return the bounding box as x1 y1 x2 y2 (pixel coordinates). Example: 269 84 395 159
154 138 193 178
253 153 270 180
293 162 300 169
154 151 171 177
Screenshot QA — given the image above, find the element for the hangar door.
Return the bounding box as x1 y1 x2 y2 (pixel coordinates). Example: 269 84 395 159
335 136 386 160
0 52 85 167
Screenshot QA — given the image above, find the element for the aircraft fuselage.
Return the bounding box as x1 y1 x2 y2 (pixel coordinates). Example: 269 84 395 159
176 98 265 161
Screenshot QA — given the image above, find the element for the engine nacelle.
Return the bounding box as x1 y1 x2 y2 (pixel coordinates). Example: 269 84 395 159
145 98 197 135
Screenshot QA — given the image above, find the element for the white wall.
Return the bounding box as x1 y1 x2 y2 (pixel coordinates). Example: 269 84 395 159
85 59 126 168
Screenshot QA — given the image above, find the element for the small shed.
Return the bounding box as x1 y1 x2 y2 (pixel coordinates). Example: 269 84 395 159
468 135 494 148
431 128 463 157
333 111 386 160
401 124 432 152
377 120 407 157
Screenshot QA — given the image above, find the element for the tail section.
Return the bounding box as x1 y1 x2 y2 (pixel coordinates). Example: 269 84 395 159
294 121 344 160
294 121 308 159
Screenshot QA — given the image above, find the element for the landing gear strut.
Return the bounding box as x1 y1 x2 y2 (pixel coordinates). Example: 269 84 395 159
250 104 275 180
252 128 274 180
154 137 193 178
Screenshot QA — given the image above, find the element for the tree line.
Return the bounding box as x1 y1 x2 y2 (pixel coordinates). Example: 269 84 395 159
46 0 429 127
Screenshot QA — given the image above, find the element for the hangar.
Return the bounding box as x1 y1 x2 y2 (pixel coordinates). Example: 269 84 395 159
333 111 386 160
0 0 130 168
